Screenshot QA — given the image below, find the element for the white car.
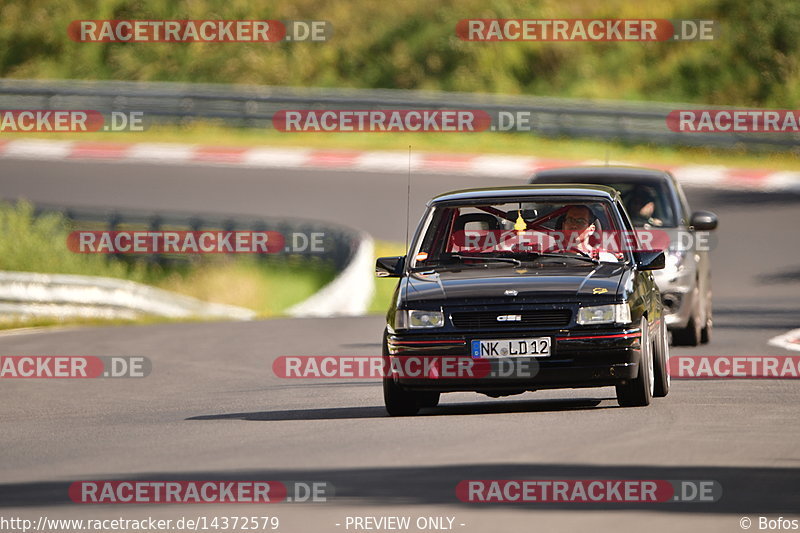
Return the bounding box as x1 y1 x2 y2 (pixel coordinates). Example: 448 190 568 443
530 166 718 346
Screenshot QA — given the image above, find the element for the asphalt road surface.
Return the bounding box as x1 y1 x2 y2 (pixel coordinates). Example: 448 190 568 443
1 158 799 532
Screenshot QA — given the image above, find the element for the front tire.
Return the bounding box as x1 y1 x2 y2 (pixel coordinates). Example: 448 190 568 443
382 329 423 416
418 392 441 408
673 315 701 346
700 302 712 344
673 286 702 346
383 377 421 416
617 318 654 407
672 309 702 346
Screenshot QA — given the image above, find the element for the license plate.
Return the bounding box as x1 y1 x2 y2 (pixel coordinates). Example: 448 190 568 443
471 337 551 358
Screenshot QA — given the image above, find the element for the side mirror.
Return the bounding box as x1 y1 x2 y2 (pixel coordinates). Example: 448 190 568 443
376 256 405 278
690 211 718 231
634 251 665 271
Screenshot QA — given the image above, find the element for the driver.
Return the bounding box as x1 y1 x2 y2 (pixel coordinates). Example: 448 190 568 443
560 205 597 252
627 187 663 227
556 205 621 261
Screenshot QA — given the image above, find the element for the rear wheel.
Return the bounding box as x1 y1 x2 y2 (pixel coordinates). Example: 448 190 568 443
653 320 670 398
617 318 654 407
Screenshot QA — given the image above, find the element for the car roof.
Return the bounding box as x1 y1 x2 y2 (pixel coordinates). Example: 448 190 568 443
530 165 672 185
429 184 619 206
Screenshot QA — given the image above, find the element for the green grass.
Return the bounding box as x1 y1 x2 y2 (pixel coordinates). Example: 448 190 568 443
0 201 337 329
152 258 336 316
0 201 151 281
369 240 406 315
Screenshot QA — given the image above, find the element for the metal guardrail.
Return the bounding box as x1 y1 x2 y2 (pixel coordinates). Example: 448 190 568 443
32 203 359 272
1 79 798 151
1 204 372 319
0 270 256 321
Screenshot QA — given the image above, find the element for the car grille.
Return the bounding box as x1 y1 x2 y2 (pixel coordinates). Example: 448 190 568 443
450 310 572 329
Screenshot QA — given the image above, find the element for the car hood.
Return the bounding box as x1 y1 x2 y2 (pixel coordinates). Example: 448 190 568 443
404 262 627 304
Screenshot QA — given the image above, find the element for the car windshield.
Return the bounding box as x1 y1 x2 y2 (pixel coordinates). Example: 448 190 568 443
410 198 630 269
533 177 679 227
613 182 677 227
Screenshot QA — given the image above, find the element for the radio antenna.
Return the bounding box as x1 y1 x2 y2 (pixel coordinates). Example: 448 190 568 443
405 145 412 253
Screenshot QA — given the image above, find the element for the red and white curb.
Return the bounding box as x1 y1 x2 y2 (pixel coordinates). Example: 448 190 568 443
1 138 799 192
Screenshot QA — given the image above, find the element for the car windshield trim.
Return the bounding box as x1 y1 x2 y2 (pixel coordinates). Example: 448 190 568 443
408 252 627 273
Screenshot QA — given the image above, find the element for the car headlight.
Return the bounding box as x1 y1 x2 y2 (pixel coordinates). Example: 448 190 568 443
577 304 631 325
665 249 687 272
396 309 445 329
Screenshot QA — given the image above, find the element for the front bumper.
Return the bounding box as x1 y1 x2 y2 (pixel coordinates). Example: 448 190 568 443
386 328 643 393
660 288 696 329
654 263 697 330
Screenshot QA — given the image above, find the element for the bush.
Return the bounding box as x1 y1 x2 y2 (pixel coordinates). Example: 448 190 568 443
0 0 797 106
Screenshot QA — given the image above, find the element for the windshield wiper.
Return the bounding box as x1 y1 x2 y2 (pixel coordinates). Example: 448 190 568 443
527 251 600 265
448 253 523 267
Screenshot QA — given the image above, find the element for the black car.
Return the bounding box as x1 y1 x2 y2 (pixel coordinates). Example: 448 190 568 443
530 166 718 346
376 185 668 416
